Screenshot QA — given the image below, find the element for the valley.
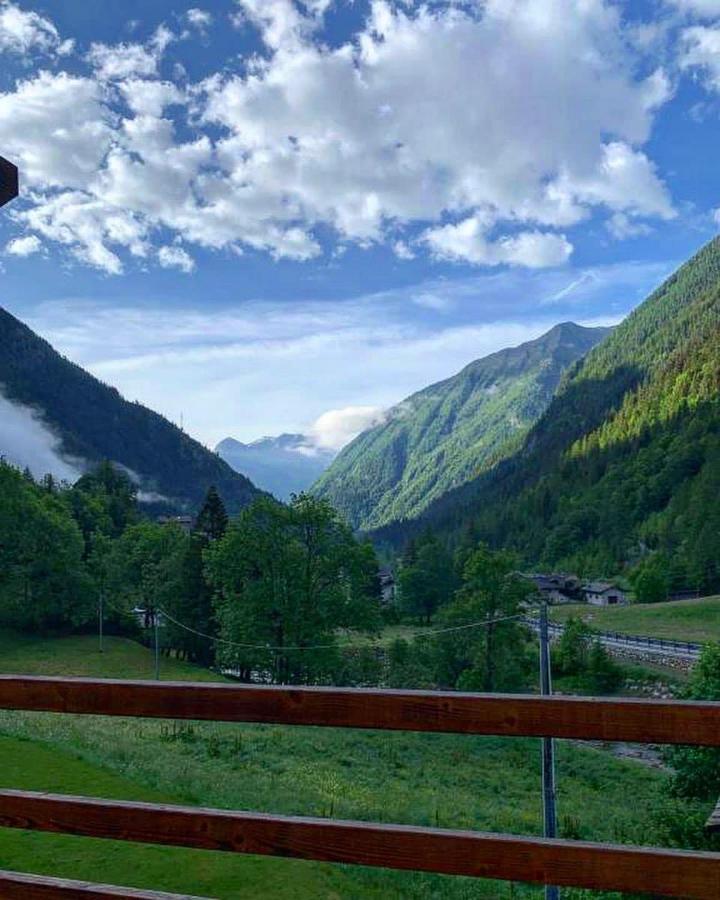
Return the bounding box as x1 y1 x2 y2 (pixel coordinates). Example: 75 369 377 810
4 232 720 899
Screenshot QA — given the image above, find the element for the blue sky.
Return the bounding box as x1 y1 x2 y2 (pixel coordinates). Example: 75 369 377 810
1 0 719 450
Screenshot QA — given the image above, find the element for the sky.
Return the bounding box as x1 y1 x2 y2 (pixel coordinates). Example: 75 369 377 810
1 0 720 451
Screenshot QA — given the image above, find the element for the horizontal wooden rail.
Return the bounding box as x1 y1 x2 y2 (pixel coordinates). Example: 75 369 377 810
0 791 718 898
0 869 207 899
1 674 720 745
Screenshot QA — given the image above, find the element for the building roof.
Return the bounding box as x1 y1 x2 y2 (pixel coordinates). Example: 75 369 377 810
584 581 621 595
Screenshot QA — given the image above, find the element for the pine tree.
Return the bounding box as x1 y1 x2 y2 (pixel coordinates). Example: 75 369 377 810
195 485 228 542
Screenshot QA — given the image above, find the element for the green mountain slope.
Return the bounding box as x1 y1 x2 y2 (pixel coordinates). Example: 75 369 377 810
313 322 609 530
0 307 260 513
376 237 720 592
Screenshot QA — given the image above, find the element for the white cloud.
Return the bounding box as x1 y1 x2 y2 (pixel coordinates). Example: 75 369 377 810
87 26 173 82
667 0 720 18
0 71 111 189
120 79 185 116
606 211 653 239
187 8 213 30
0 0 678 272
158 244 195 273
0 1 72 56
309 406 386 450
412 292 454 311
424 217 573 268
713 207 720 224
680 25 720 91
5 234 41 256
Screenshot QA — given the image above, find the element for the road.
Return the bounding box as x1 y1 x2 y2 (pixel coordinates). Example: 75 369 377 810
524 617 701 662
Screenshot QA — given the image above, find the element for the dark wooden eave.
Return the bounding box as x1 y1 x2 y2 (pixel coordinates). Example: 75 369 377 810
0 155 18 207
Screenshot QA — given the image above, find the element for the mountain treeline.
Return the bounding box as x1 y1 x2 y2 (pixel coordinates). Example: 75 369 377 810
374 238 720 595
313 322 609 530
0 307 260 513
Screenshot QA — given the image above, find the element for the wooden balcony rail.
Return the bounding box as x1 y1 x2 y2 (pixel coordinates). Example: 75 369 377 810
0 869 208 899
1 675 720 898
2 674 720 744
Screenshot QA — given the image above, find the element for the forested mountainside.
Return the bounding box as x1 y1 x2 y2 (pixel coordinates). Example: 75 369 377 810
0 307 260 513
374 237 720 593
216 433 335 500
313 322 609 530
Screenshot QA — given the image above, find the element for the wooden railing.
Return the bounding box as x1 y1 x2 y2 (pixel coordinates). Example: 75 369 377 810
1 675 719 899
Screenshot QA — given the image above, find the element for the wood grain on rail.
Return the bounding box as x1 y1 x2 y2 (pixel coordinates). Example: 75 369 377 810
0 791 717 899
1 675 719 745
0 869 208 899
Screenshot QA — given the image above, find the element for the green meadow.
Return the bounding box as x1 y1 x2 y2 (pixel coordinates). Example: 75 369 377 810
0 631 699 898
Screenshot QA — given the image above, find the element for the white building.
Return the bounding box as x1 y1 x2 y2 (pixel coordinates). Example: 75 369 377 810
584 581 628 606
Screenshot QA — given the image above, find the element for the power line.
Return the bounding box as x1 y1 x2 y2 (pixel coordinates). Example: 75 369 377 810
156 607 523 653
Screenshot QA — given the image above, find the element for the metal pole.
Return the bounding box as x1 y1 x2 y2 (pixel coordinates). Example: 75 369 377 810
98 589 104 653
154 611 161 680
539 601 559 900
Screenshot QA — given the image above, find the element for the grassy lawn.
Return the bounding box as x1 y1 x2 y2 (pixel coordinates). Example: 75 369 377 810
549 596 720 643
0 628 698 898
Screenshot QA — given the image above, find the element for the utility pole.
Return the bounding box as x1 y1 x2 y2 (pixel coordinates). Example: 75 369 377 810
98 588 104 653
154 610 161 680
539 601 559 900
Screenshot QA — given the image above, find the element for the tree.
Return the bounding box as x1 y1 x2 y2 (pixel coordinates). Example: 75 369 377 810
105 521 187 632
586 639 622 693
398 532 455 624
158 486 229 665
631 554 670 604
667 643 720 800
206 494 380 684
432 544 532 691
195 485 228 542
0 461 90 631
554 616 594 675
553 615 622 693
72 461 138 538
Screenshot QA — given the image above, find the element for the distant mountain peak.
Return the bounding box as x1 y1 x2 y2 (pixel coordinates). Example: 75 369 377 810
216 432 336 501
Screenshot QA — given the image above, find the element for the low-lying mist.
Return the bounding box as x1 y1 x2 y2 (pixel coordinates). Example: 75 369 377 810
0 390 83 482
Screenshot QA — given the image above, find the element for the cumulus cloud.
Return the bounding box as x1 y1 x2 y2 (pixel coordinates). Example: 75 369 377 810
158 245 195 272
5 234 41 256
309 406 386 450
0 1 72 56
0 392 82 482
0 0 679 273
120 79 185 116
680 24 720 91
424 218 573 268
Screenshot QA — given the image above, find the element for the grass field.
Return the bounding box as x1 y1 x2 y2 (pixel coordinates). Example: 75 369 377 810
0 629 701 898
548 596 720 643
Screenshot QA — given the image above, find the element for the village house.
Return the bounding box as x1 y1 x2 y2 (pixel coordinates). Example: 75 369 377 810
157 515 194 534
525 573 581 604
583 581 628 606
